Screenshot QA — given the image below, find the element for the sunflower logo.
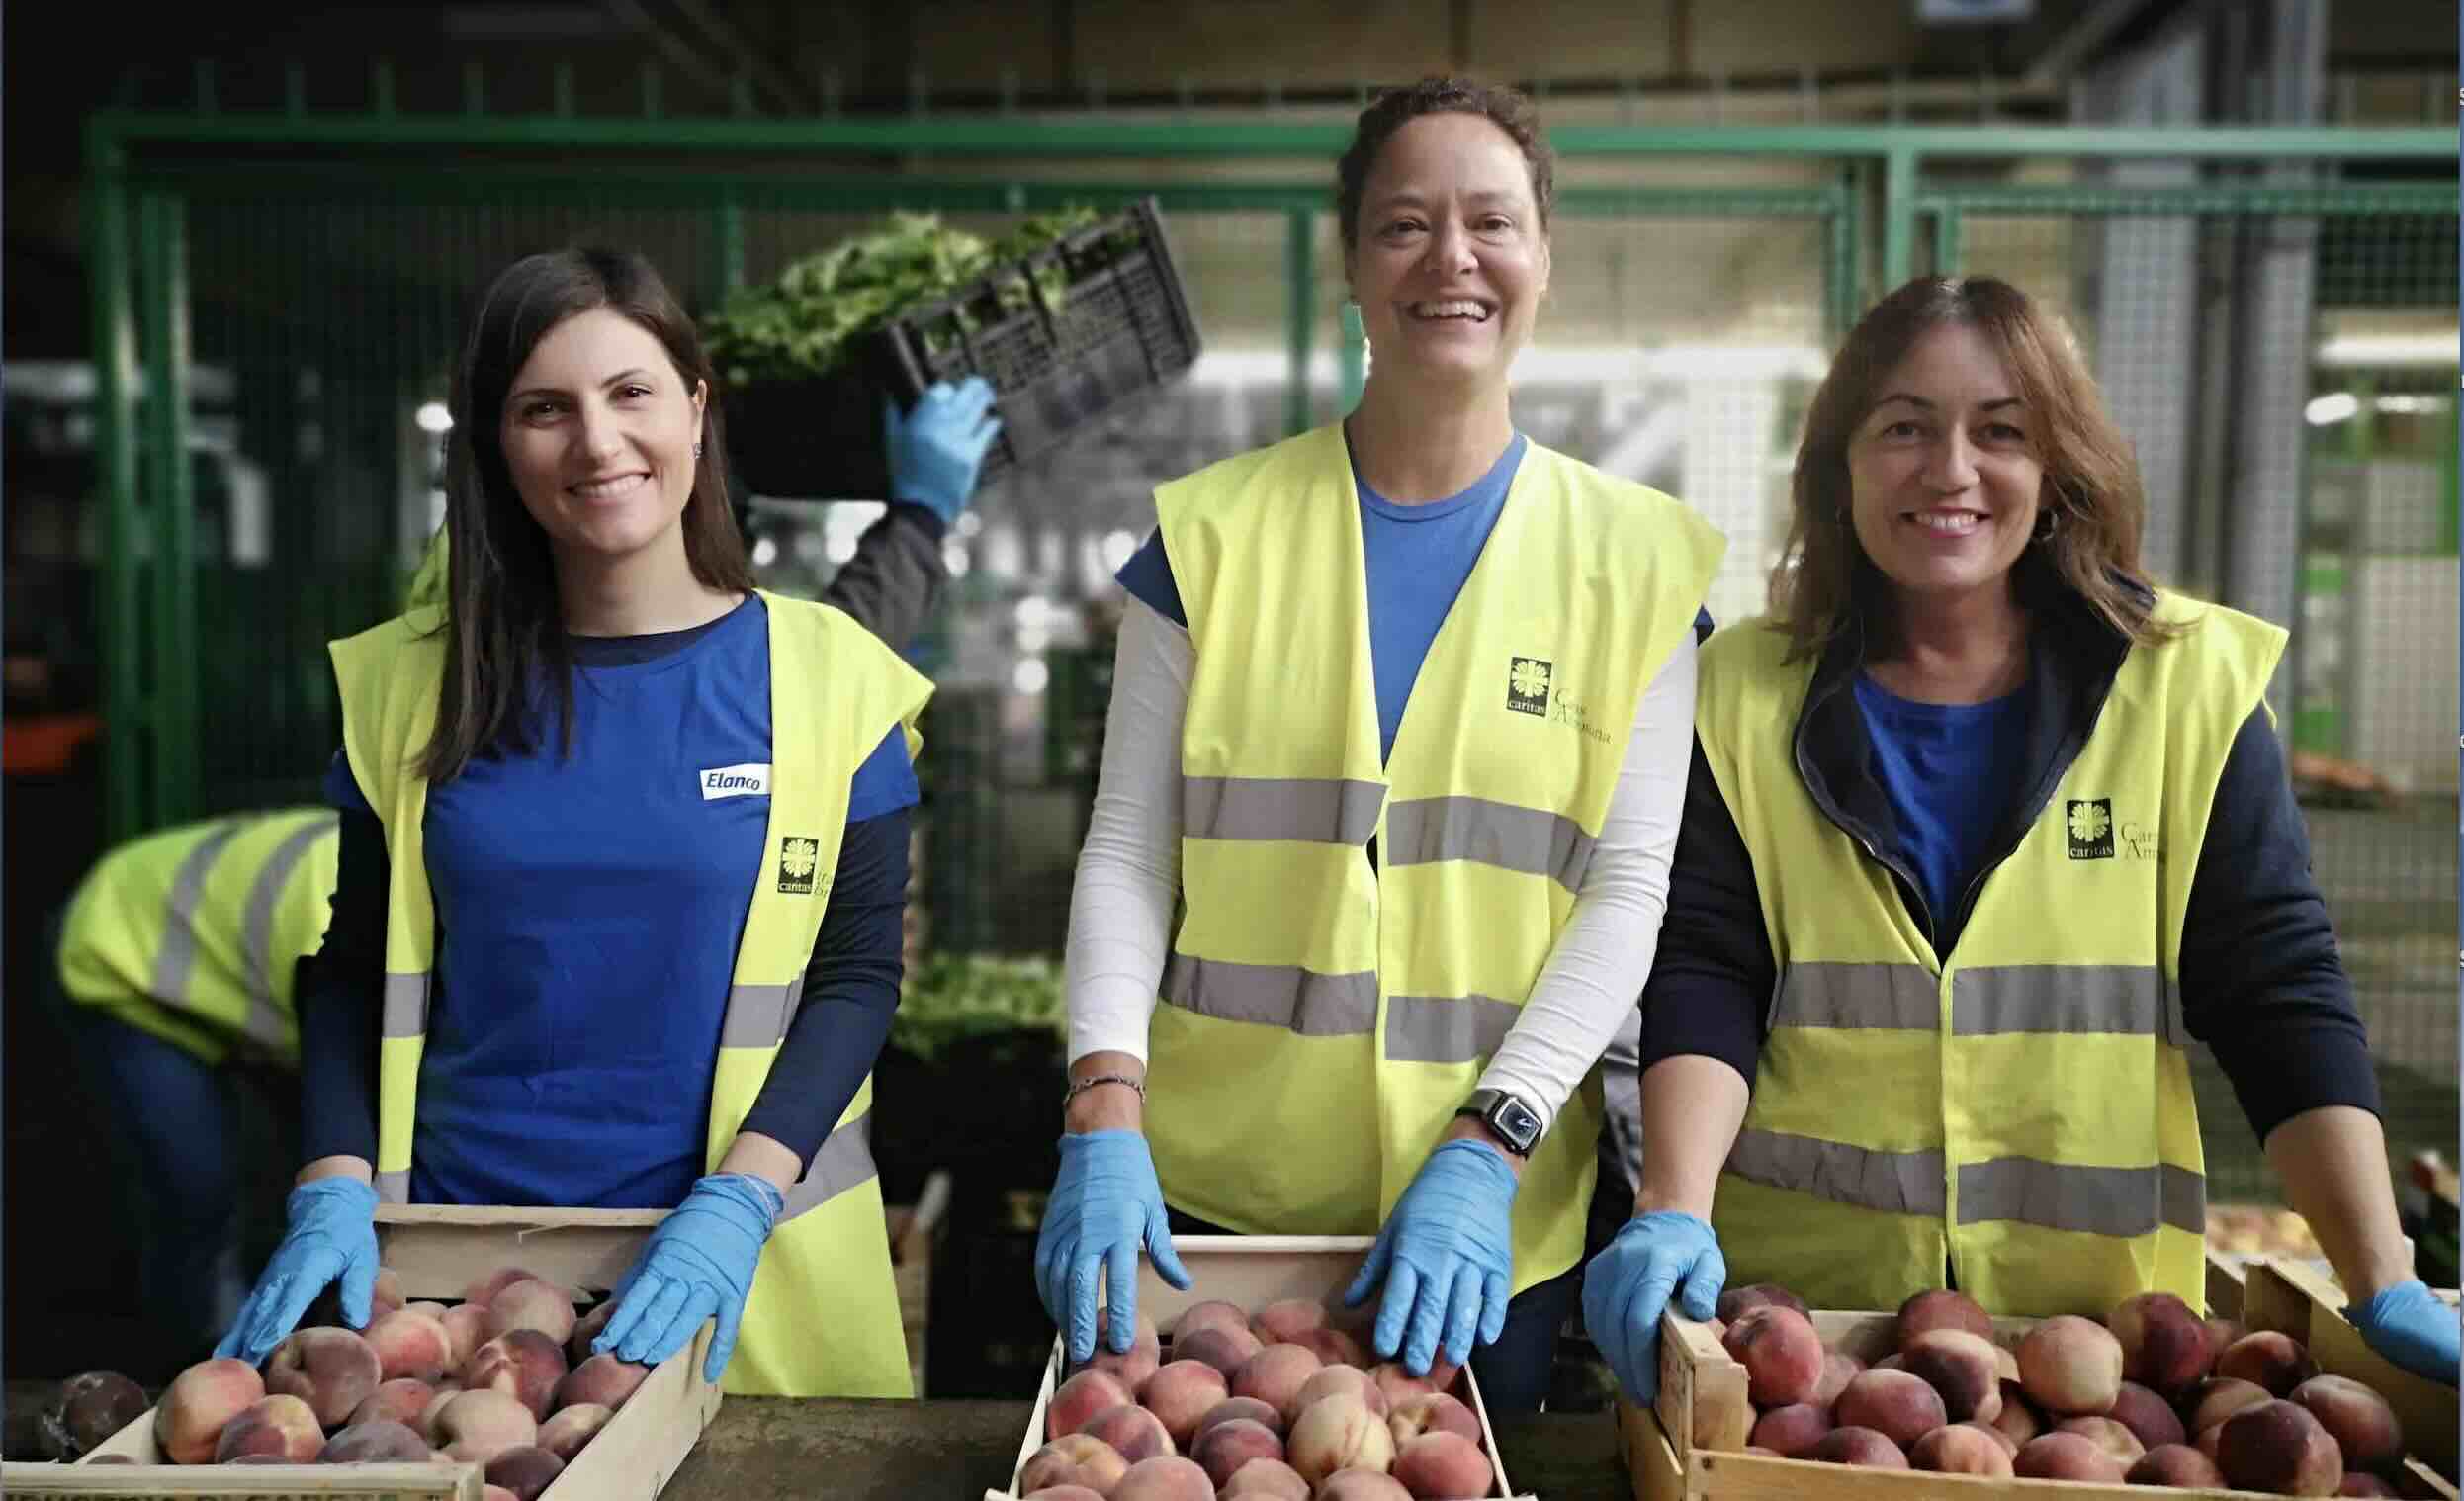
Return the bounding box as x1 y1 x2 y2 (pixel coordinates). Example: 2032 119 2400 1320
1507 657 1553 715
778 836 822 893
2065 799 2114 860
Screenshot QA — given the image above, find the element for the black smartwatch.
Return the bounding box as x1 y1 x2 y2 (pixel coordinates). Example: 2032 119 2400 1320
1455 1089 1542 1159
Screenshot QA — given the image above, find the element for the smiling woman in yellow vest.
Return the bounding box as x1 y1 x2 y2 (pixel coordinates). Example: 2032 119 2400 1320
1583 275 2457 1406
212 247 1002 1397
1034 77 1722 1416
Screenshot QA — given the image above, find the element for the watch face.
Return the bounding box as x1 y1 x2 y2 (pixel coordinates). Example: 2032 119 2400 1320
1498 1098 1541 1148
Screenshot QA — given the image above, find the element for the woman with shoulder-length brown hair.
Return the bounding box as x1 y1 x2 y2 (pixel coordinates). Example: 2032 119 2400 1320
1580 274 2455 1405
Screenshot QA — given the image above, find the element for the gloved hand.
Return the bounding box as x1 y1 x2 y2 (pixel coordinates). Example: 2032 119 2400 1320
1034 1130 1191 1367
214 1176 382 1365
885 377 1002 525
1343 1139 1519 1375
594 1173 782 1385
1580 1210 1726 1404
2348 1279 2461 1386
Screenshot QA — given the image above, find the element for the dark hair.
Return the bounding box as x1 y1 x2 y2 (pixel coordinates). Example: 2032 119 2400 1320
418 246 752 783
1770 274 2177 662
1335 76 1555 249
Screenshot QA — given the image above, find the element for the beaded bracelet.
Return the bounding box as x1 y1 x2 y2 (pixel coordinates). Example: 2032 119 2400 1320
1062 1072 1149 1107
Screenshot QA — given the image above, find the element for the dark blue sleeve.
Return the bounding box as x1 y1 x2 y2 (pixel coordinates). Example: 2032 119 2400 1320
298 751 387 1166
1634 735 1768 1090
845 728 920 824
2179 708 2380 1141
1694 607 1716 644
1114 528 1188 628
739 807 911 1168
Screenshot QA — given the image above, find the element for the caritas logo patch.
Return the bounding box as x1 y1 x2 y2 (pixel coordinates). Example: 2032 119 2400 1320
699 763 771 801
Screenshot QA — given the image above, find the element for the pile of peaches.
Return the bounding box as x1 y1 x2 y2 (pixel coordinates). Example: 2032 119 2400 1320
84 1265 646 1500
1016 1296 1497 1501
1699 1280 2427 1496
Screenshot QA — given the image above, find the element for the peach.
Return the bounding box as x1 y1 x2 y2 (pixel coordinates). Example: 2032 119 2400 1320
468 1329 571 1422
1195 1395 1283 1444
1287 1391 1395 1486
214 1394 325 1463
2218 1397 2345 1496
1293 1365 1386 1421
1367 1361 1441 1410
1111 1454 1216 1501
2205 1317 2248 1365
417 1382 467 1443
2293 1374 2404 1470
555 1353 650 1414
2109 1291 2213 1394
1898 1287 1993 1349
488 1280 578 1345
1716 1283 1810 1322
2013 1430 2128 1482
1720 1305 1824 1407
1235 1343 1326 1423
2015 1314 2123 1416
266 1326 384 1429
2189 1376 2276 1436
2337 1474 2400 1497
319 1418 432 1463
1835 1368 1947 1447
464 1266 546 1306
1192 1417 1285 1490
484 1444 566 1500
568 1301 615 1368
1088 1304 1165 1389
2217 1330 2320 1397
1316 1472 1413 1501
1910 1422 2015 1476
2108 1379 2186 1451
1809 1350 1865 1409
1017 1433 1132 1495
483 1488 521 1501
1803 1425 1909 1468
1048 1369 1137 1439
432 1388 541 1466
1901 1329 2003 1423
2127 1443 2228 1487
1870 1352 1906 1373
1172 1300 1254 1343
1252 1298 1329 1345
1176 1324 1267 1380
2199 1422 2227 1462
537 1402 614 1462
1391 1430 1493 1500
1023 1489 1108 1501
1300 1326 1371 1369
365 1307 456 1383
2058 1414 2148 1466
1083 1403 1177 1464
1964 1419 2021 1458
373 1266 405 1320
1747 1402 1832 1457
406 1299 451 1320
1140 1359 1232 1447
1221 1457 1312 1500
442 1303 491 1369
44 1369 148 1458
350 1377 436 1430
1388 1391 1481 1446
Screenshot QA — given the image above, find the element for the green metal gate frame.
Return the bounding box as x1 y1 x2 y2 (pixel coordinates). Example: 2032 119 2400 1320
83 110 2451 841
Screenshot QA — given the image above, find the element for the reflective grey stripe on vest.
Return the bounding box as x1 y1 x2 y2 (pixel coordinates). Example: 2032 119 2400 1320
1184 775 1383 846
149 821 245 1010
381 973 430 1038
376 1169 409 1204
1385 796 1597 895
778 1110 878 1223
1725 1128 1949 1216
1162 953 1378 1036
1770 962 1939 1031
1959 1157 2206 1238
1383 993 1519 1064
718 978 808 1049
237 815 337 1049
1953 965 2177 1042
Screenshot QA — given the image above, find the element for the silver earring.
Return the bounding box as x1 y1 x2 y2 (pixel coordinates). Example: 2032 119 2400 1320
693 441 704 458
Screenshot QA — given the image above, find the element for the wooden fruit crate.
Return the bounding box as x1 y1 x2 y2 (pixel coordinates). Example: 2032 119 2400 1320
1617 1253 2457 1501
983 1234 1534 1501
888 1170 954 1397
0 1204 720 1500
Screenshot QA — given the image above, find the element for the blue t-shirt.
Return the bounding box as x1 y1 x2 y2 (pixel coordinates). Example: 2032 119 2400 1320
1851 673 2031 933
1117 434 1528 762
326 594 915 1208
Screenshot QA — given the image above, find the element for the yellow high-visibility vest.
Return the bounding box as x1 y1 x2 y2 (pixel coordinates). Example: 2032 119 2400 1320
57 808 337 1066
1147 424 1723 1291
1697 593 2284 1316
329 592 930 1396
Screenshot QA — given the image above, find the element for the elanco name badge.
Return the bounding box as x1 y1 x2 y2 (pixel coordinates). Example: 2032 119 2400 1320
699 762 772 800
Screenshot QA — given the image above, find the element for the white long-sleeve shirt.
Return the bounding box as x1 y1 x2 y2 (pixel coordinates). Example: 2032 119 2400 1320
1063 593 1696 1136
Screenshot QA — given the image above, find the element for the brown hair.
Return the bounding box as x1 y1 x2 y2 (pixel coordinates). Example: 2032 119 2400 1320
419 246 753 783
1769 274 2176 662
1335 76 1555 249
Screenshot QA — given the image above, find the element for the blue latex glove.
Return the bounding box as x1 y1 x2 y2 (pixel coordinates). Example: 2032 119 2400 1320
885 377 1002 524
2349 1279 2461 1386
1343 1139 1519 1375
214 1177 381 1364
1034 1130 1191 1366
1580 1210 1727 1404
594 1173 782 1385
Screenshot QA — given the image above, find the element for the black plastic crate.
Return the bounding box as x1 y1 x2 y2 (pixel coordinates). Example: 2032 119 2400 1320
724 197 1202 501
